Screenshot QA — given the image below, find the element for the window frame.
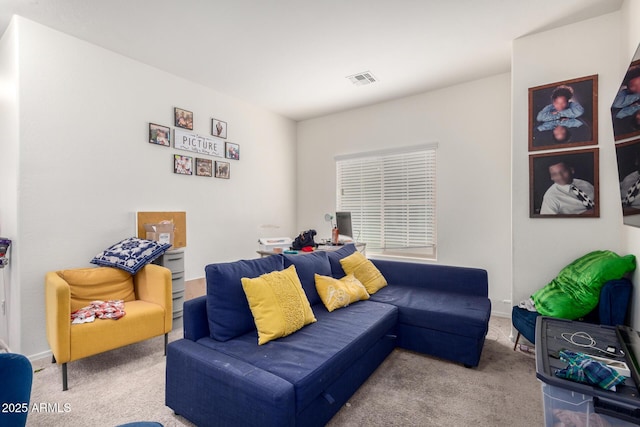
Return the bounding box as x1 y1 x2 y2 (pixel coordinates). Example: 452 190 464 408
335 143 437 260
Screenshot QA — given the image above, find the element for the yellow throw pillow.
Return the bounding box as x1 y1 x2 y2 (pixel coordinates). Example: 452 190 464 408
339 251 387 294
241 265 316 345
315 273 370 312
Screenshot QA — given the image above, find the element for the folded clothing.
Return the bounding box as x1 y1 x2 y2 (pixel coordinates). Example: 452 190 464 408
71 300 126 324
555 350 626 391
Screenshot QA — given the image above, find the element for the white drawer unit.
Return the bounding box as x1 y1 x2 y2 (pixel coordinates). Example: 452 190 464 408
153 248 185 330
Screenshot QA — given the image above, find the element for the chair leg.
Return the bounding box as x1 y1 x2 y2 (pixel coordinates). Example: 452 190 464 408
164 333 168 356
513 332 521 351
62 363 68 391
52 355 56 363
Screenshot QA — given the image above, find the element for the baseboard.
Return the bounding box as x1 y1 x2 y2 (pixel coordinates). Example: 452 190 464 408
29 349 53 370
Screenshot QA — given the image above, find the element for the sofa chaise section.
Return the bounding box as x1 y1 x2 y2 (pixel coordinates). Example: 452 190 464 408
369 259 491 367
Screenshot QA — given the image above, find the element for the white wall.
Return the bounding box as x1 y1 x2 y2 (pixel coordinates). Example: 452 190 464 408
6 16 297 357
297 73 513 316
511 12 625 307
0 19 20 350
620 0 640 329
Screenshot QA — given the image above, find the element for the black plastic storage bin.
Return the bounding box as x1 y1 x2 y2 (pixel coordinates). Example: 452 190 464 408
535 317 640 426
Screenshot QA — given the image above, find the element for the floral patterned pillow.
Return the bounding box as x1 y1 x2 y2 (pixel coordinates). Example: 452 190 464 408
90 237 171 274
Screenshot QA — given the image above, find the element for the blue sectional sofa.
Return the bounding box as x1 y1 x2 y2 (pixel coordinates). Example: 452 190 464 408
165 244 491 426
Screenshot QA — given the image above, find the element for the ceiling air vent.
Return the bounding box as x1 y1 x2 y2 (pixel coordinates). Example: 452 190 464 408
347 71 377 86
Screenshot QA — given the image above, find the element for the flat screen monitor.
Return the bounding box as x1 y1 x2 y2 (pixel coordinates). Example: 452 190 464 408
335 212 353 238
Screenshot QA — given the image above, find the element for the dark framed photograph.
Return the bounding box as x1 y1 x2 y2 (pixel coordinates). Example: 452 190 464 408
615 139 640 217
174 154 193 175
175 107 193 130
530 148 599 218
225 142 240 160
612 58 640 141
212 118 227 139
196 158 213 177
215 161 230 179
529 75 598 151
149 123 171 147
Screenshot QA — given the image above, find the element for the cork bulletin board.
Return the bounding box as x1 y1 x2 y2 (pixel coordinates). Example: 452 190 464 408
136 211 187 248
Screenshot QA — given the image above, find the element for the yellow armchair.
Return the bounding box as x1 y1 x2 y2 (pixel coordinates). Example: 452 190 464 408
45 264 172 390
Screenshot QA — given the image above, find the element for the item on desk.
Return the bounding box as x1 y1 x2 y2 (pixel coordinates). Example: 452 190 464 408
291 229 317 250
258 237 293 252
331 227 339 245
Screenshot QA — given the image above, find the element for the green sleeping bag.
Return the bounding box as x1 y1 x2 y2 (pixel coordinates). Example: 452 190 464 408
531 250 636 319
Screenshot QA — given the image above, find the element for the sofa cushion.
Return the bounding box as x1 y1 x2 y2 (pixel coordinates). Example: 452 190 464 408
326 244 357 278
369 284 490 339
340 251 387 294
206 256 284 342
315 273 369 312
242 265 317 345
59 267 135 313
90 237 171 274
197 300 397 412
282 251 331 306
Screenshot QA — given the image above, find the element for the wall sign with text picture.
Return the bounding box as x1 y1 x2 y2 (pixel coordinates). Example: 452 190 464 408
529 148 599 218
174 128 224 157
529 75 598 152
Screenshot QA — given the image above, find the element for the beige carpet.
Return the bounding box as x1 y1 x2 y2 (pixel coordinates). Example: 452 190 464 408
26 316 542 426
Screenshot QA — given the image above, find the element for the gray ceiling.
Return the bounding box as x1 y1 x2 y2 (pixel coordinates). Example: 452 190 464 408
0 0 623 121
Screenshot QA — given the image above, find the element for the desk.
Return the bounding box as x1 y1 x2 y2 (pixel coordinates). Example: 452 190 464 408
257 243 366 258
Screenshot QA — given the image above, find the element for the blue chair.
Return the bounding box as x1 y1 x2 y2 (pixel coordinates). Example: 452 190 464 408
512 278 632 350
0 352 33 427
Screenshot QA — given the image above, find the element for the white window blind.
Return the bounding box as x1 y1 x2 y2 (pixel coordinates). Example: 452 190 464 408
336 145 437 259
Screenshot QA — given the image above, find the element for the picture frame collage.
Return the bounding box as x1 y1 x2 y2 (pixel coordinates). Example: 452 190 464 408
528 75 600 218
148 107 240 179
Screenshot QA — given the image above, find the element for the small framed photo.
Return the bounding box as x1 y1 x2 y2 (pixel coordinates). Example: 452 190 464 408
212 118 227 139
225 142 240 160
215 161 230 179
149 123 171 147
196 157 213 177
530 148 599 218
529 75 598 151
175 107 193 130
612 58 640 141
174 154 193 175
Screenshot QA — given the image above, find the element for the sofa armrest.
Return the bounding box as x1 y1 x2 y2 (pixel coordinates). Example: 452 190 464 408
371 259 488 297
44 272 71 363
166 339 295 427
184 295 209 341
134 264 172 333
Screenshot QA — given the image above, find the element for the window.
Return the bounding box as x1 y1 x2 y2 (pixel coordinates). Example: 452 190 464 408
336 144 437 259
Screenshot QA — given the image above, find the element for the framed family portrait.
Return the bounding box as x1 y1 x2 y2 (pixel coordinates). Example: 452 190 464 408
215 161 230 179
611 58 640 141
529 148 599 218
196 158 213 177
174 154 193 175
529 75 598 151
615 138 640 218
149 123 171 147
175 107 193 130
225 142 240 160
212 118 227 139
